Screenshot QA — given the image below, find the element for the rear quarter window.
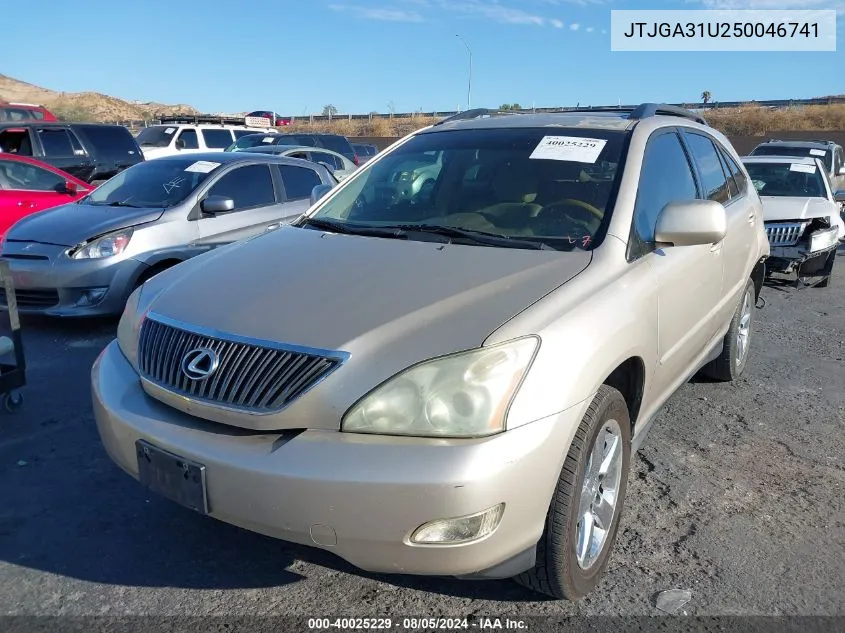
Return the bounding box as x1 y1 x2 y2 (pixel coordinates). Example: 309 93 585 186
74 125 140 158
201 129 235 149
317 135 354 159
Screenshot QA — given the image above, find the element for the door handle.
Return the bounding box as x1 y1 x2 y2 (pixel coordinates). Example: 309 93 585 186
710 242 722 252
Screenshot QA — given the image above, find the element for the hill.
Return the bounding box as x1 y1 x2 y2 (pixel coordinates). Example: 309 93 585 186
0 73 199 122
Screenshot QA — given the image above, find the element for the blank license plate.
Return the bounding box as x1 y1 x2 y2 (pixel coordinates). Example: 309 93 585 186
136 440 208 514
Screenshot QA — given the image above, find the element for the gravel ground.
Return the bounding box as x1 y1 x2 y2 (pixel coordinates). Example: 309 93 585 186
0 250 843 629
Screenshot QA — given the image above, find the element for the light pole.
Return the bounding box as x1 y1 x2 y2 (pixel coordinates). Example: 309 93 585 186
455 34 472 110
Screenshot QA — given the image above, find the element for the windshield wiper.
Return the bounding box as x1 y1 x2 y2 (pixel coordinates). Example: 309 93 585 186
104 201 144 208
299 217 407 238
377 224 556 250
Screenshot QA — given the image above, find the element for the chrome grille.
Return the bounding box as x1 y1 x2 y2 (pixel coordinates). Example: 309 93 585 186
764 222 807 247
137 314 346 413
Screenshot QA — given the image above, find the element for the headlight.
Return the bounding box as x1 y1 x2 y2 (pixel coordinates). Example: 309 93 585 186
71 227 133 259
341 337 539 438
808 226 839 252
116 284 145 369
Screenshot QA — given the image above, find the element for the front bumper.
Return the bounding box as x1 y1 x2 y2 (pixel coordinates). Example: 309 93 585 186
765 243 839 275
92 340 585 577
0 248 145 317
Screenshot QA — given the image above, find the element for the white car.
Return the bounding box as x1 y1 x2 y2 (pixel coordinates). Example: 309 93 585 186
136 117 275 160
233 144 357 181
742 155 844 287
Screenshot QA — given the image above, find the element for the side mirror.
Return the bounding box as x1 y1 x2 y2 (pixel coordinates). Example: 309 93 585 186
63 180 78 195
310 184 333 206
201 195 235 215
175 138 185 150
654 199 727 247
834 190 845 203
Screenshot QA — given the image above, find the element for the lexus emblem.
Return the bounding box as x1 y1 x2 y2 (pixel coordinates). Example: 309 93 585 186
181 348 219 381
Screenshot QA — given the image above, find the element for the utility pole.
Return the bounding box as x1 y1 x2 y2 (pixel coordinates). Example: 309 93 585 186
455 35 472 110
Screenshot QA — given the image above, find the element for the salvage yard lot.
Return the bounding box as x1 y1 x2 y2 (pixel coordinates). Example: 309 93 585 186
1 250 844 619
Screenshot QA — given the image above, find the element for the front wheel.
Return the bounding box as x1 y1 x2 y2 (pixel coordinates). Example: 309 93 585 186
701 278 755 382
514 385 631 600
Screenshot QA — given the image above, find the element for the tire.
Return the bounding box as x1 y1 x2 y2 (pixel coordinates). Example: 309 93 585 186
514 385 631 600
701 277 755 382
3 391 23 413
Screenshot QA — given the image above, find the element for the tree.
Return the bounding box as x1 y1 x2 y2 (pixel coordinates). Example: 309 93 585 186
701 91 712 104
322 104 338 117
499 103 522 111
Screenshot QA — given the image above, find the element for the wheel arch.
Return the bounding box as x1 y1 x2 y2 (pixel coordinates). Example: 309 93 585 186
601 356 646 432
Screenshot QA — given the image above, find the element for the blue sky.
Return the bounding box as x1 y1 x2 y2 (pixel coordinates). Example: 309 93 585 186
3 0 842 116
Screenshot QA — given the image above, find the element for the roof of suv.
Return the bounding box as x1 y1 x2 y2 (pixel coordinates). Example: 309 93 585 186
416 104 713 136
741 155 821 165
754 139 839 149
0 121 126 129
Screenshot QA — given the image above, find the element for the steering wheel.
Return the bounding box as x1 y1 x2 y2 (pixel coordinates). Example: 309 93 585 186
544 198 604 220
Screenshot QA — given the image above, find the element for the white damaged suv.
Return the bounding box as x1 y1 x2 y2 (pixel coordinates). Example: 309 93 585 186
742 155 844 287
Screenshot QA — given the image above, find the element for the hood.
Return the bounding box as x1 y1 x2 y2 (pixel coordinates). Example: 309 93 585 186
149 226 590 353
140 147 171 160
760 196 838 223
5 200 164 247
142 225 591 431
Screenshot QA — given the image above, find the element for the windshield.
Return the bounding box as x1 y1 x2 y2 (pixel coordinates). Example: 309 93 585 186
751 145 832 171
744 161 828 198
135 126 177 148
304 127 627 251
84 158 222 208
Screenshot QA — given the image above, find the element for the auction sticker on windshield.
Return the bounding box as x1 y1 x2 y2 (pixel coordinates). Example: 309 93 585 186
262 137 275 143
810 149 826 156
790 163 816 173
185 161 221 173
529 136 607 163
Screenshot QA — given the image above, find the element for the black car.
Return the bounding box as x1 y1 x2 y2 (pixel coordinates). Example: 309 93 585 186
226 132 358 164
0 121 143 185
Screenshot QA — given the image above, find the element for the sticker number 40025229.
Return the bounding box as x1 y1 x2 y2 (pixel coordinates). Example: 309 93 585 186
529 136 607 164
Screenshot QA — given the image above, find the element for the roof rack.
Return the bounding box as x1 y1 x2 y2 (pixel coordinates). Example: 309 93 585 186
156 114 257 126
432 102 707 127
434 108 499 126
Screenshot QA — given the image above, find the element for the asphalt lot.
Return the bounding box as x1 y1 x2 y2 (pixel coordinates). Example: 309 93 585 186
0 249 843 626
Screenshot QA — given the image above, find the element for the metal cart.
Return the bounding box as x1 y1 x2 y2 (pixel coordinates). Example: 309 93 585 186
0 258 25 412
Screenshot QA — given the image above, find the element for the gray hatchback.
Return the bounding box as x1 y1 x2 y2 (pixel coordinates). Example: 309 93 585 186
0 152 335 316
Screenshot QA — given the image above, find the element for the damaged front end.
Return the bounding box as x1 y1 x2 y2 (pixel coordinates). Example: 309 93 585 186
764 216 840 282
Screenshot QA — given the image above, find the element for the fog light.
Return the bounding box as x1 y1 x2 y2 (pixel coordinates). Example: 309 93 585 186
410 503 505 545
809 227 839 253
75 287 108 306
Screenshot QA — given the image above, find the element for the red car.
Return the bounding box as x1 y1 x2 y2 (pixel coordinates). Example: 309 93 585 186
0 101 58 122
0 154 91 239
246 110 291 126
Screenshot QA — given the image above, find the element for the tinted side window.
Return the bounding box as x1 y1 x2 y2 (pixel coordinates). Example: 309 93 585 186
177 129 199 149
0 160 66 191
715 147 739 198
279 165 322 200
310 151 342 169
683 132 730 203
206 164 275 210
38 128 77 157
75 125 138 157
721 148 748 195
633 131 698 245
317 135 354 160
201 129 235 149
